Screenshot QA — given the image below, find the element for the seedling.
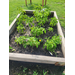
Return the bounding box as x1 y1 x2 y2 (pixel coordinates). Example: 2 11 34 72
33 71 38 75
43 70 48 75
9 46 15 52
50 17 58 27
9 46 13 52
30 26 46 36
43 34 61 53
48 27 53 32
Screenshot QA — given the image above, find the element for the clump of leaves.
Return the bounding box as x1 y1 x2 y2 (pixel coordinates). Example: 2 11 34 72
33 8 51 26
48 27 53 32
50 17 58 27
17 24 25 33
15 36 41 48
43 35 61 53
9 46 15 52
30 26 46 36
16 14 27 34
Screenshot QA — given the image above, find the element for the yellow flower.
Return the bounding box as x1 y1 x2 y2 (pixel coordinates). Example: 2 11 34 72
39 39 41 42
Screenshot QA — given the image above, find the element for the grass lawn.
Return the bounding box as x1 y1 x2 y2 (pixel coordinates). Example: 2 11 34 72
9 0 65 29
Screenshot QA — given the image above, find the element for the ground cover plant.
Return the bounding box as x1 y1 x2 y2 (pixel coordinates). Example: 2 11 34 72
9 6 63 57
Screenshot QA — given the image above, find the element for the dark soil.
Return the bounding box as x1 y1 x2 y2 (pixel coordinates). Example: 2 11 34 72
9 60 65 75
9 14 63 57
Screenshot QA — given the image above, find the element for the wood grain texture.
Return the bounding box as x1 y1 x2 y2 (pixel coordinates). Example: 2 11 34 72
54 11 65 57
9 53 65 65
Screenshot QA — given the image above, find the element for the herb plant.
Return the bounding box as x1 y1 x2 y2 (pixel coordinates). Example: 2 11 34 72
15 36 41 48
30 26 46 36
48 27 53 32
43 35 61 53
50 17 58 27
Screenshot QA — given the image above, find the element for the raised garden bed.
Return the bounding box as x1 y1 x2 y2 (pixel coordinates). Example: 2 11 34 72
9 10 65 66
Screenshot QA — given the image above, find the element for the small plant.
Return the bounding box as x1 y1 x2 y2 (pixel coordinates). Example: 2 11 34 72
33 71 38 75
30 26 46 36
23 68 27 73
43 34 61 53
48 27 53 32
50 17 58 27
15 36 41 48
9 46 13 52
43 70 48 75
17 24 25 33
9 46 15 52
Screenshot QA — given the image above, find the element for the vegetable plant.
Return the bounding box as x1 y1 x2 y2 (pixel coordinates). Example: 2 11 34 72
15 36 41 48
50 17 58 27
33 8 51 26
43 35 61 53
30 26 46 36
48 27 53 32
17 24 25 33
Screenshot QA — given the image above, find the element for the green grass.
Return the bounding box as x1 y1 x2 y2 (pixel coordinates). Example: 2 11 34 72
9 0 65 29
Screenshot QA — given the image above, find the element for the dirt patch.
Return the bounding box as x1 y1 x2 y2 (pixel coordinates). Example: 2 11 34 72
9 60 65 75
9 14 64 57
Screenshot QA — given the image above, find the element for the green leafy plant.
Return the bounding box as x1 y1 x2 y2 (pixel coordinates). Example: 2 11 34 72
15 36 41 48
33 71 38 75
43 34 61 53
48 27 53 32
30 26 46 36
9 46 13 52
43 70 48 75
17 24 25 33
9 46 15 52
33 8 51 26
50 17 58 27
23 68 27 73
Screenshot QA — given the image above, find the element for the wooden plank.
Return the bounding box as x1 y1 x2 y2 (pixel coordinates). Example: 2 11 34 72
42 0 44 7
25 0 27 6
9 53 65 65
45 0 47 5
9 14 20 35
54 11 65 57
30 0 32 4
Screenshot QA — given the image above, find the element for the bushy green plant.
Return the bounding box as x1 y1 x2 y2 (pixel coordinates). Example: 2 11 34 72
15 36 41 48
17 24 25 33
30 26 46 36
48 27 53 32
49 17 58 27
43 35 61 53
33 8 51 26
